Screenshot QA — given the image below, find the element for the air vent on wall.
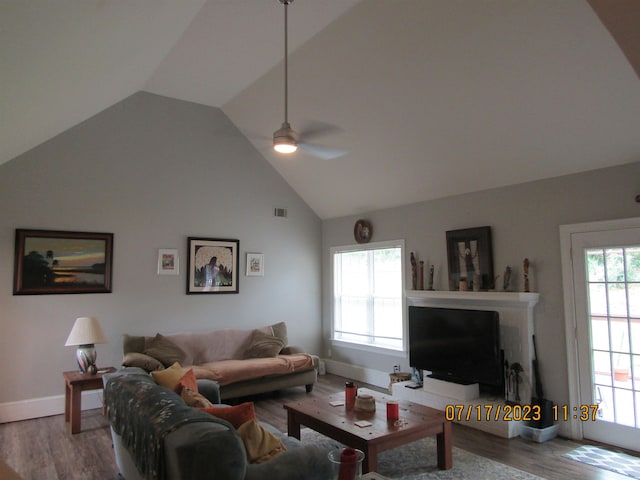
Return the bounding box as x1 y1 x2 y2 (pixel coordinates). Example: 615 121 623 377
274 207 288 218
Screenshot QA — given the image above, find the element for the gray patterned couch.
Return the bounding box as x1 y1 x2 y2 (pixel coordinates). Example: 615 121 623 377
103 368 337 480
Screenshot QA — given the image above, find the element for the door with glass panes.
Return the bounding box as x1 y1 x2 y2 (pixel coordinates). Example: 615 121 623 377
570 227 640 451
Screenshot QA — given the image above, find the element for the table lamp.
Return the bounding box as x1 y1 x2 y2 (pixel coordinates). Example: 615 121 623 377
65 317 108 374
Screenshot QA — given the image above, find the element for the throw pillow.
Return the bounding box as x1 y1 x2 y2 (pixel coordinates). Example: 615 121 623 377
237 419 287 464
151 362 184 390
181 387 214 408
200 402 256 429
144 333 186 367
123 334 145 354
270 322 288 347
244 330 284 359
121 352 164 371
176 368 198 393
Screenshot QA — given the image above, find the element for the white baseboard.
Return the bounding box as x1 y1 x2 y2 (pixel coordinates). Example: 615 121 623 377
0 390 103 424
322 359 390 390
3 363 387 424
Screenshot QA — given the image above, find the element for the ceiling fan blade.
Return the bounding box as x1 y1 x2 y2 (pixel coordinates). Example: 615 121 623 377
299 142 349 160
298 120 344 141
242 127 347 160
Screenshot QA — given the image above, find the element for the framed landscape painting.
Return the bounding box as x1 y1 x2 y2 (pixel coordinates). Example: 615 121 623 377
13 229 113 295
187 237 239 294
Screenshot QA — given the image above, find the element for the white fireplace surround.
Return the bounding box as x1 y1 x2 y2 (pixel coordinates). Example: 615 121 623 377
406 290 540 405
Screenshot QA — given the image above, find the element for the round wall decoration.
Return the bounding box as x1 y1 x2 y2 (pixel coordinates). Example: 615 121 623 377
354 219 373 244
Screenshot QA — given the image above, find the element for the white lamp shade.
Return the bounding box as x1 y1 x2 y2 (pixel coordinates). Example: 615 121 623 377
65 317 108 346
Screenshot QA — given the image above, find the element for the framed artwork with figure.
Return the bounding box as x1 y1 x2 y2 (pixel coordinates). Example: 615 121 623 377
187 237 239 294
446 226 493 291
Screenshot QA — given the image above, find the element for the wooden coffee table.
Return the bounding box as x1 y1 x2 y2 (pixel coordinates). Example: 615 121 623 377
283 388 452 473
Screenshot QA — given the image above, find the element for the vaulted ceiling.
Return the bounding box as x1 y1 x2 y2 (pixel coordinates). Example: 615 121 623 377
2 0 639 219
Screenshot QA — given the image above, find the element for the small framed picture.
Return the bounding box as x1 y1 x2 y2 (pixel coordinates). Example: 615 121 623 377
157 248 179 275
246 253 264 276
187 237 239 294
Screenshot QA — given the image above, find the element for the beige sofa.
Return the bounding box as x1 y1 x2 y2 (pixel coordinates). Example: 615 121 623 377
121 322 319 400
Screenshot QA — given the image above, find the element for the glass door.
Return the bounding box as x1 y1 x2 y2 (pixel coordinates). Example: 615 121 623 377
570 227 640 451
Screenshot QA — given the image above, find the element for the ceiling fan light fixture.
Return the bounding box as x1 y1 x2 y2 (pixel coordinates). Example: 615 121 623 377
273 121 298 153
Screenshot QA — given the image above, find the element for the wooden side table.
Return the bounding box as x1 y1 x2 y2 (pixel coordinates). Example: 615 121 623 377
63 367 116 434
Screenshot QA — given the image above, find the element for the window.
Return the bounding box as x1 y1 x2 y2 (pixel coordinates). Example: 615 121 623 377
331 240 405 351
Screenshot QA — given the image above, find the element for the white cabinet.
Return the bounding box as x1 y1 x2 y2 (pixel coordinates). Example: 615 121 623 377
392 380 522 438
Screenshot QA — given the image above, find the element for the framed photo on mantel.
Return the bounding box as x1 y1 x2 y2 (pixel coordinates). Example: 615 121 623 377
446 226 494 292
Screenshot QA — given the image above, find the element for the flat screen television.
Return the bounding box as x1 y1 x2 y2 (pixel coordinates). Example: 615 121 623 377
409 306 503 394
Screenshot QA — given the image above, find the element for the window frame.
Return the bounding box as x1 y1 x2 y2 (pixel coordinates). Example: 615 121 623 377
330 239 407 355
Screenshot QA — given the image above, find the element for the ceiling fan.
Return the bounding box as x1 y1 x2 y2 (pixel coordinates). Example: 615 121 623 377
272 0 347 160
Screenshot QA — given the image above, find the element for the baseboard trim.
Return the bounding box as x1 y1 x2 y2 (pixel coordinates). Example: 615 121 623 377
322 359 390 390
2 364 387 423
0 390 103 424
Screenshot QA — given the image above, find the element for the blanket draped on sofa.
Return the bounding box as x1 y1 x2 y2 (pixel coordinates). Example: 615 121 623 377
104 374 224 480
192 354 314 386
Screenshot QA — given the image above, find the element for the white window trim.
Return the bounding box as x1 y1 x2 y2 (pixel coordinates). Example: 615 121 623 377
330 239 407 354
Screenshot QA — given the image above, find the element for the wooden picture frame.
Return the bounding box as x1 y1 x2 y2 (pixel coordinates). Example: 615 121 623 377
246 253 264 276
187 237 239 294
446 226 494 291
13 228 113 295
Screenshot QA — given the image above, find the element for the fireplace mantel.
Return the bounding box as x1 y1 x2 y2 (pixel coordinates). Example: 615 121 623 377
406 290 539 309
405 289 540 405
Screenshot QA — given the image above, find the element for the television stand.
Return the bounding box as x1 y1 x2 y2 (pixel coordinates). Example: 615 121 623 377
392 380 521 438
423 376 479 401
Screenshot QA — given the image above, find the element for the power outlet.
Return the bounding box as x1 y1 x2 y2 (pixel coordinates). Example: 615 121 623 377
393 364 400 373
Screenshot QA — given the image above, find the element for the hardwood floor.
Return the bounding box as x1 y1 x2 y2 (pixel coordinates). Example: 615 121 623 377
0 373 634 479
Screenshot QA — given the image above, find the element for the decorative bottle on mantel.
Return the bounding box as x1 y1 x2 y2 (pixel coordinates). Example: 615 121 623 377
473 273 481 292
428 265 434 290
523 258 530 292
419 261 424 290
503 266 512 292
410 252 417 290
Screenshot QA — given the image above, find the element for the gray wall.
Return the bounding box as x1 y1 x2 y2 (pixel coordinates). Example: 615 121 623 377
0 92 322 404
322 161 640 410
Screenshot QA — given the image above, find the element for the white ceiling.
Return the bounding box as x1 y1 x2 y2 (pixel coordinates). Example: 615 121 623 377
2 0 639 219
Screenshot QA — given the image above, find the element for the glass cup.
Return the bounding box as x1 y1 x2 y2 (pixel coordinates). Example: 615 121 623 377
328 448 365 480
386 400 399 421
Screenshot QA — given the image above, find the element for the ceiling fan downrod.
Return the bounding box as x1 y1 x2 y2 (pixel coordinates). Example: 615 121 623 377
274 0 298 154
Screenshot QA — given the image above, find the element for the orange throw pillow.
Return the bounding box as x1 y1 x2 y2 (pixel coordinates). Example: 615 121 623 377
200 402 256 428
176 368 198 394
181 387 214 408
